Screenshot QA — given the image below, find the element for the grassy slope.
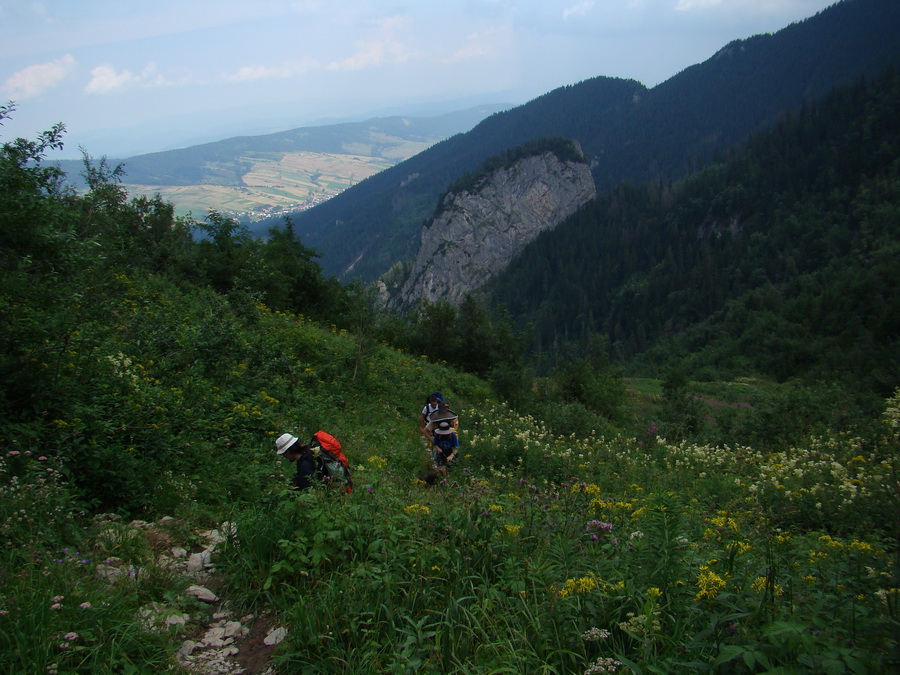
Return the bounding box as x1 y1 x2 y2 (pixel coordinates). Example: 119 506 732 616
3 267 898 672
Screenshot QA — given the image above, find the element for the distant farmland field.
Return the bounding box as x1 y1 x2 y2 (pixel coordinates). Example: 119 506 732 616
123 147 425 219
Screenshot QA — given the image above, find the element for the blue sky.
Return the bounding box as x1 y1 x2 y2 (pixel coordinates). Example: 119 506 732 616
1 0 837 158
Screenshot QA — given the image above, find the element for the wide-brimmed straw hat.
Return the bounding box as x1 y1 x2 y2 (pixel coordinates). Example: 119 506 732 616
434 421 454 436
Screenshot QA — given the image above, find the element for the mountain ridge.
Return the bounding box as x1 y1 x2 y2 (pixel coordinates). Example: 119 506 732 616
279 0 900 282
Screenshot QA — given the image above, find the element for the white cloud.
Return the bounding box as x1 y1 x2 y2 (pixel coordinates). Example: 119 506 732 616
440 27 502 64
563 1 596 20
438 27 512 64
84 62 192 94
327 15 416 71
229 58 318 82
676 0 722 10
85 64 137 94
675 0 818 13
2 54 75 99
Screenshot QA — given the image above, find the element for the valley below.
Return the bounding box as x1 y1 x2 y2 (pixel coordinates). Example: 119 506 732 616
123 146 420 221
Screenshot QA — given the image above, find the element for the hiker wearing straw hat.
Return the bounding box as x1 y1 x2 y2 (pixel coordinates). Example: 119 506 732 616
422 420 459 486
421 394 460 443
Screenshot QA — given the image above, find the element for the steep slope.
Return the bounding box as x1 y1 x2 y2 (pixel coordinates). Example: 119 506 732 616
274 77 642 280
392 141 595 309
282 0 900 282
483 68 900 390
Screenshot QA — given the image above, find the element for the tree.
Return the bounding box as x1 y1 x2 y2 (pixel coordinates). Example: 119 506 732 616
195 211 253 293
256 217 325 313
0 103 71 271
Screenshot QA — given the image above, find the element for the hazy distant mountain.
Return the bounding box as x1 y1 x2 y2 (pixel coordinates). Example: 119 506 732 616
54 104 510 190
279 0 900 282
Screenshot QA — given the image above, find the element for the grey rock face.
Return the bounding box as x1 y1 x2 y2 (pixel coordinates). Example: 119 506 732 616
396 150 595 308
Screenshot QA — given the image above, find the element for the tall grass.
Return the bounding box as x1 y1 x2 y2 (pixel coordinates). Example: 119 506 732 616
3 264 898 672
214 391 900 672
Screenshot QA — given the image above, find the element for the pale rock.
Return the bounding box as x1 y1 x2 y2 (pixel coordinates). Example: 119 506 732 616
223 621 243 638
95 562 136 581
265 626 287 645
178 640 198 656
395 146 596 308
165 613 189 626
186 585 218 603
200 524 233 547
205 626 226 641
186 553 205 572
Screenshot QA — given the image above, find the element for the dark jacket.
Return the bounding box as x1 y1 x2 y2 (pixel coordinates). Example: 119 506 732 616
291 446 325 490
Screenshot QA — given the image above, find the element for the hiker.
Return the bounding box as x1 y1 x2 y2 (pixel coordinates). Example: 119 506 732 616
426 399 460 439
419 392 443 442
422 420 459 485
275 431 352 492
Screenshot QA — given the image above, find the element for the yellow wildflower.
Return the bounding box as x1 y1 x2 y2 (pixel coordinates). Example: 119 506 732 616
558 575 601 598
404 504 430 516
695 566 727 601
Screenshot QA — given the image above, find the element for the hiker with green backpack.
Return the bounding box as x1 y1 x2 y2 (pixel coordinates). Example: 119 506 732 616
275 430 353 493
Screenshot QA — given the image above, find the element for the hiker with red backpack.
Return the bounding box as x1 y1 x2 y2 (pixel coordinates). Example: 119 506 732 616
275 430 353 493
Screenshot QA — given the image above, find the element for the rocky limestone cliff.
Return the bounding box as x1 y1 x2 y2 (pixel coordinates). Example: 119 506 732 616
394 149 595 308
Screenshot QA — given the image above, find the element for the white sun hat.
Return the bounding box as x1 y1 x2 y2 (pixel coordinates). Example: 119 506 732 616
275 433 300 454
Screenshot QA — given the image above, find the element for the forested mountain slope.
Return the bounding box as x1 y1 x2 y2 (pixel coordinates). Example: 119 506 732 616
282 0 900 282
483 68 900 395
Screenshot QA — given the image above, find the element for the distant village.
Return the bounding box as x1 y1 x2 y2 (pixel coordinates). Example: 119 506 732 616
222 189 340 224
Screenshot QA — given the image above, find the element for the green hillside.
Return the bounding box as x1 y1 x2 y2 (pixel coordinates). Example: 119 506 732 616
483 68 900 400
3 102 900 671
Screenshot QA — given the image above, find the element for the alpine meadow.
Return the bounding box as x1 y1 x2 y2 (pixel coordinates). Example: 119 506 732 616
3 1 900 674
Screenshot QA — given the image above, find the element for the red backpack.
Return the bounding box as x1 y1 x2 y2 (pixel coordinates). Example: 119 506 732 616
311 431 353 493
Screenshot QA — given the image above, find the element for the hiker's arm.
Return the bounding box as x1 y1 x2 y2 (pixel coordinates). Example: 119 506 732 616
420 416 434 442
